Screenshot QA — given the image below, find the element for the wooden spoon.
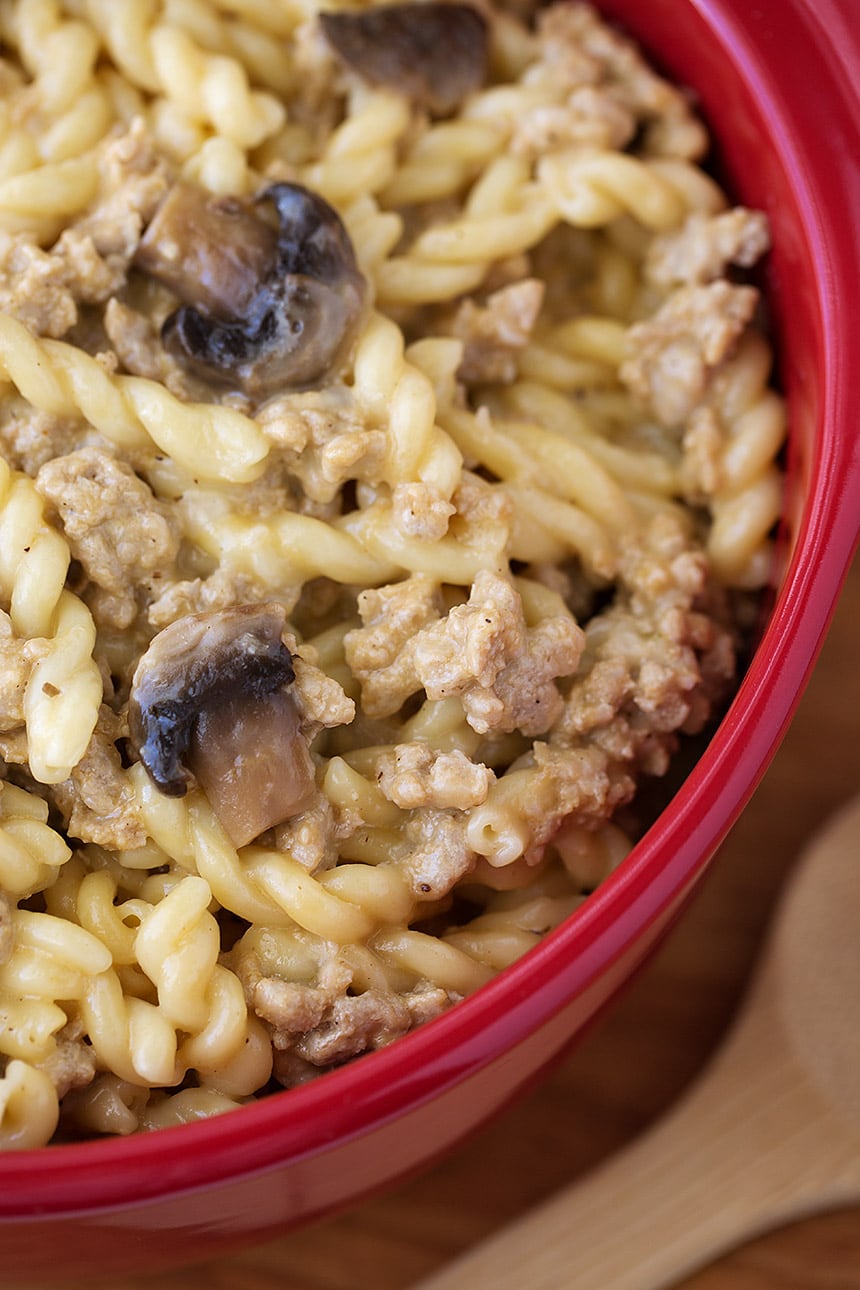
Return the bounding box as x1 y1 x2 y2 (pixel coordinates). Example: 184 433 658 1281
414 794 860 1290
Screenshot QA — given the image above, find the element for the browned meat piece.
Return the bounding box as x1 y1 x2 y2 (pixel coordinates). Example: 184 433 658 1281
620 282 759 427
38 1019 97 1099
376 743 492 811
391 482 455 542
0 401 100 476
75 119 169 263
289 650 356 738
0 232 118 339
347 568 582 736
526 84 637 154
0 122 165 344
257 388 387 505
451 279 545 385
536 1 707 158
147 568 261 632
554 511 736 762
344 574 443 718
293 989 413 1065
52 708 146 851
413 570 585 736
253 977 329 1039
273 791 340 874
402 808 475 899
646 209 771 287
103 298 194 398
35 448 181 630
238 942 454 1076
0 613 48 735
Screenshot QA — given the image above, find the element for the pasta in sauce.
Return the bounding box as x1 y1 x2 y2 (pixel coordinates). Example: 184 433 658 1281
0 0 785 1146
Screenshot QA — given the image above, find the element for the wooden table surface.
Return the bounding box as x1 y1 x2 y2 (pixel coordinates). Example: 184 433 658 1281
24 550 860 1290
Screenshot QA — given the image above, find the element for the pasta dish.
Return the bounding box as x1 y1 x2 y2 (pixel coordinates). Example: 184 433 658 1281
0 0 785 1146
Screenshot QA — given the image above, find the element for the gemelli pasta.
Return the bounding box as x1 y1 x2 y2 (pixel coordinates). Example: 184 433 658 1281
0 0 785 1146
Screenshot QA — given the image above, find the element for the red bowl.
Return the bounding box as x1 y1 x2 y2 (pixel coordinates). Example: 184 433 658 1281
3 0 859 1278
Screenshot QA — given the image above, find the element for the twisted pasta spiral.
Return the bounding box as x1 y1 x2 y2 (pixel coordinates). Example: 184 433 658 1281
0 459 101 781
78 0 285 147
701 332 786 586
0 314 270 480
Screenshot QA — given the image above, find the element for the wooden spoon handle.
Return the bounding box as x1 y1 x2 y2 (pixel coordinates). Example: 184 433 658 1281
414 1003 860 1290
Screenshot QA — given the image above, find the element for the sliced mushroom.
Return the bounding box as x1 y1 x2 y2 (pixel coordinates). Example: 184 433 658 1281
128 604 316 848
134 182 366 399
190 685 316 849
134 183 279 321
319 3 488 117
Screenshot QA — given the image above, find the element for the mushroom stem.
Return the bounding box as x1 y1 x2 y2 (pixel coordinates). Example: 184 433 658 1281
190 688 316 849
135 182 278 321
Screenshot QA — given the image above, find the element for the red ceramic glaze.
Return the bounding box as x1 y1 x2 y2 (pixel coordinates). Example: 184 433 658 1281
3 1 859 1278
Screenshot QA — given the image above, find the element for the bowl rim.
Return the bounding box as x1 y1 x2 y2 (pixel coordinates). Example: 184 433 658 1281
3 0 860 1214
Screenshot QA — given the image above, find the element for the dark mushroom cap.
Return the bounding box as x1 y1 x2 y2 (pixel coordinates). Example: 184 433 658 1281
129 604 295 797
319 3 488 117
134 182 366 399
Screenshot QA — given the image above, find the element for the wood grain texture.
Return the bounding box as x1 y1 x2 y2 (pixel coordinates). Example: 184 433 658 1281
413 796 860 1290
15 552 860 1290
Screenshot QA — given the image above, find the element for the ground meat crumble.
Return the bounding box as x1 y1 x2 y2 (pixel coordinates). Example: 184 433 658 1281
35 448 181 630
620 281 760 427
